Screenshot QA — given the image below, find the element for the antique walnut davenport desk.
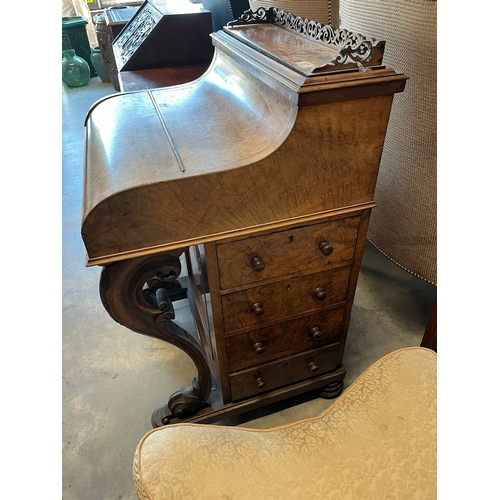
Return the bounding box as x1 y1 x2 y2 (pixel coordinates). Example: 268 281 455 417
82 7 407 427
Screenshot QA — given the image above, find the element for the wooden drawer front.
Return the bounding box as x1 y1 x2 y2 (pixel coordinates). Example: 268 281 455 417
216 216 360 290
229 343 342 401
221 266 351 333
225 307 345 372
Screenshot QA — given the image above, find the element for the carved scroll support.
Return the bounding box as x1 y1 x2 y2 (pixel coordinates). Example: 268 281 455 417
99 251 212 427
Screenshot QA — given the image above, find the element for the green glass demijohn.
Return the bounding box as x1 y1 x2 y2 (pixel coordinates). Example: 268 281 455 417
62 49 90 88
90 47 111 83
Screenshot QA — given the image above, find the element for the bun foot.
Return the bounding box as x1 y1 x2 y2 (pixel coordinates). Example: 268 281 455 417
318 380 344 399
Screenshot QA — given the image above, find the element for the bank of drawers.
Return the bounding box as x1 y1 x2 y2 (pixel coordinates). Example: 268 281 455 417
214 215 360 400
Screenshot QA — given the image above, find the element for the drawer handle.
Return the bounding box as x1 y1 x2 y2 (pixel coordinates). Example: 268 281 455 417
251 256 265 272
314 287 327 301
319 241 334 256
253 342 265 355
256 377 266 390
251 302 265 316
310 326 323 340
309 362 319 373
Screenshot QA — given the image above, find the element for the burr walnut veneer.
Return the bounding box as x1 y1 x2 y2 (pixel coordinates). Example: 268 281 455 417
82 7 407 426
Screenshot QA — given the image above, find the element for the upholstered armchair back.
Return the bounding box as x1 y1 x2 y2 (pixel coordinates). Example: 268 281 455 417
202 0 250 31
248 0 339 27
339 0 437 284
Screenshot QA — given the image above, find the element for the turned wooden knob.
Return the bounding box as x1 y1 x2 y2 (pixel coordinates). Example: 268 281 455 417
309 362 319 373
251 302 265 316
314 287 327 301
253 342 265 355
310 326 323 340
251 256 265 272
256 377 266 389
319 241 333 256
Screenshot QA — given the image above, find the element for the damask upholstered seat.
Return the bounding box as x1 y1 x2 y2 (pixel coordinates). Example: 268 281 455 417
133 347 437 499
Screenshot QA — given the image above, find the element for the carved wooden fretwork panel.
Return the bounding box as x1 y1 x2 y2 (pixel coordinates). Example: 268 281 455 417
114 4 163 67
228 7 385 68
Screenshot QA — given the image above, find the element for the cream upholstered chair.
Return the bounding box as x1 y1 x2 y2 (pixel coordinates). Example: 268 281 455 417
133 347 436 499
339 0 437 285
248 0 340 27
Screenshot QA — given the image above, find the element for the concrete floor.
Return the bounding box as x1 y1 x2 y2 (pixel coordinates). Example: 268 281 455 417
62 77 437 500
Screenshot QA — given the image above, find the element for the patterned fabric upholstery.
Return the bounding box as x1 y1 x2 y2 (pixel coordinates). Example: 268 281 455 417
339 0 437 284
133 347 437 499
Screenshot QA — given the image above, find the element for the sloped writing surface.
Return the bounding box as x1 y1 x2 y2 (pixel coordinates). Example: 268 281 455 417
150 56 295 172
82 49 298 265
83 12 406 266
83 54 295 219
84 91 183 220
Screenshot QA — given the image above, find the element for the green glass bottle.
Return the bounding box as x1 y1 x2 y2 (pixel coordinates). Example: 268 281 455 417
62 49 90 88
90 47 111 83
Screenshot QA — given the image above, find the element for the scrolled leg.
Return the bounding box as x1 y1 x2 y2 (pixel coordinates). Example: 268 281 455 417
99 251 212 426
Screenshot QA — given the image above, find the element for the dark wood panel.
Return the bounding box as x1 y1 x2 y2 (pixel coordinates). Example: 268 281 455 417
165 366 347 425
421 301 437 352
225 306 345 371
119 64 210 92
113 1 214 71
229 343 342 401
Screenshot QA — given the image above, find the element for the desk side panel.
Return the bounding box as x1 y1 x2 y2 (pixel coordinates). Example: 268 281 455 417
82 94 393 265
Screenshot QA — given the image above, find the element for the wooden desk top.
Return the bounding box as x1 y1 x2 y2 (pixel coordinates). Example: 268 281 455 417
118 64 211 92
82 8 407 266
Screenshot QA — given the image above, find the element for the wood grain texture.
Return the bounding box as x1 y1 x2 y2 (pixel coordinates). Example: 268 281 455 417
83 91 392 264
225 306 345 371
82 29 405 265
216 216 360 290
336 209 372 362
221 266 351 332
202 241 233 403
83 16 408 423
119 64 210 92
162 367 347 425
229 343 342 401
